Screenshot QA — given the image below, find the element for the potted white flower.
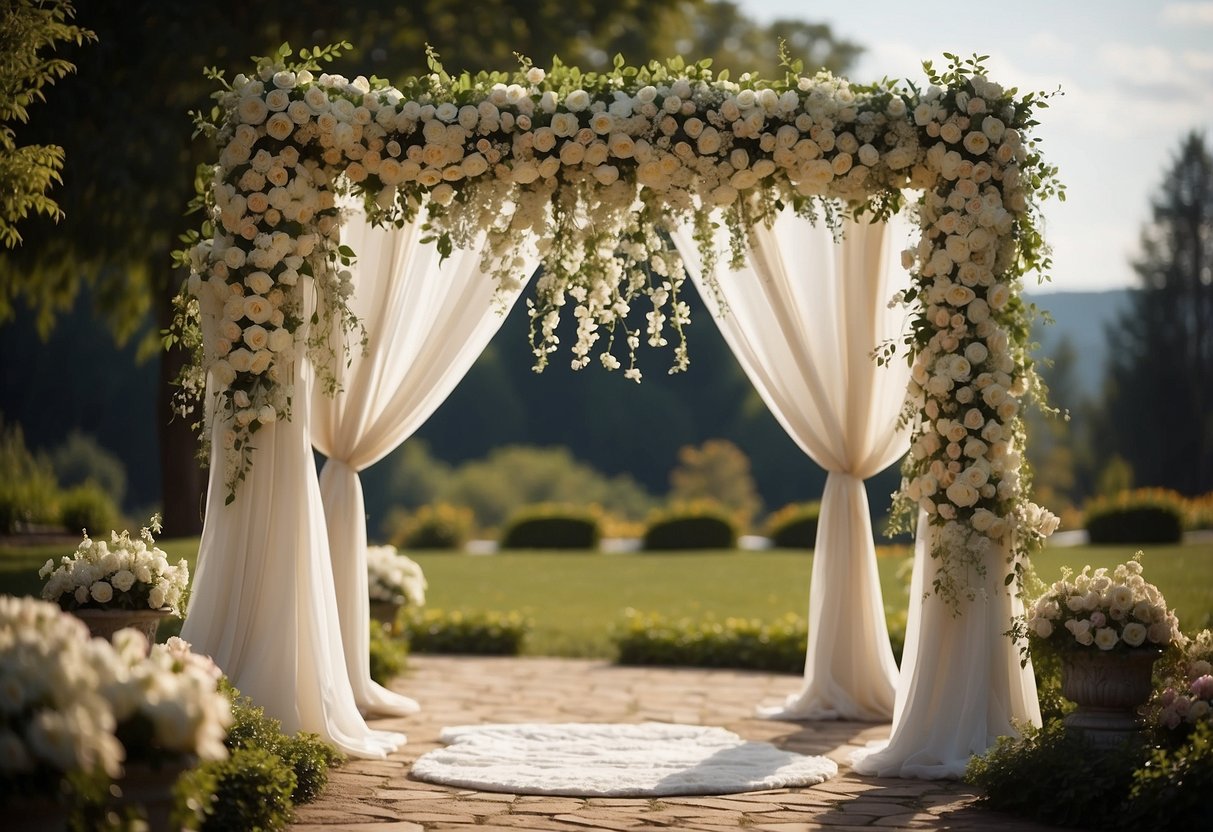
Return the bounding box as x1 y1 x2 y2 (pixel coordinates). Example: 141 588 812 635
366 544 427 628
1021 554 1183 747
38 515 189 645
0 596 232 830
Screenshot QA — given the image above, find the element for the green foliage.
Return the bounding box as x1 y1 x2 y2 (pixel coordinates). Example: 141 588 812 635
405 608 529 655
195 746 296 832
764 502 822 549
0 417 59 532
389 502 474 550
1084 489 1186 544
57 480 119 536
368 622 408 685
668 439 762 528
49 430 126 505
965 720 1142 827
0 0 95 253
642 501 738 550
221 684 343 809
615 610 806 673
1124 719 1213 825
499 504 601 550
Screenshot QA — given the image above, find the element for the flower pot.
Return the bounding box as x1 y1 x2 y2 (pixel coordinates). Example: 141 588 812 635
71 608 172 646
369 600 402 629
1060 648 1162 748
113 759 193 832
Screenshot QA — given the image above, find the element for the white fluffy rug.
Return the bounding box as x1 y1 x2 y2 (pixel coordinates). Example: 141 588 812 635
410 722 838 797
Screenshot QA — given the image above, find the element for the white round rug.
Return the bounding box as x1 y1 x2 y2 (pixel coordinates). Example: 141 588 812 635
410 722 838 797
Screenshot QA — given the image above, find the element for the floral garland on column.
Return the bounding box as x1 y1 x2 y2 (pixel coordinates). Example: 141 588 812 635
172 45 1061 604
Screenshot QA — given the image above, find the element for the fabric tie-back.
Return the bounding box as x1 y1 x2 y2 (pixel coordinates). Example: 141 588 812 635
851 513 1041 779
182 277 403 758
672 211 911 721
311 203 535 718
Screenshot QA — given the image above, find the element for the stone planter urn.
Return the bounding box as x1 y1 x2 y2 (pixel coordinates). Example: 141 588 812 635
369 599 403 630
71 608 171 647
112 758 195 831
1060 648 1162 748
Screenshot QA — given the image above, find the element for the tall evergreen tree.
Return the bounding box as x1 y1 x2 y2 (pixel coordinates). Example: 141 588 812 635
1101 132 1213 494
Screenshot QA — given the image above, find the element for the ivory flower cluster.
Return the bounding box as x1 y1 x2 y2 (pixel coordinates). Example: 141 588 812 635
39 516 189 615
892 73 1060 601
1146 629 1213 731
366 545 427 607
0 596 231 797
1023 557 1181 655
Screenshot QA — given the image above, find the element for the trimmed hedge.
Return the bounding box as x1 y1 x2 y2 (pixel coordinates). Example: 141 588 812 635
642 501 738 550
405 608 529 655
368 620 408 685
392 502 474 550
499 504 601 550
1084 488 1186 544
58 481 120 536
764 501 821 549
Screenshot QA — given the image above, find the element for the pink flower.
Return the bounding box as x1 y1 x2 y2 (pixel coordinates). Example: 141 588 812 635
1191 674 1213 700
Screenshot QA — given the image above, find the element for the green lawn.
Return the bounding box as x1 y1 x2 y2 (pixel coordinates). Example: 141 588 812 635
3 538 1210 658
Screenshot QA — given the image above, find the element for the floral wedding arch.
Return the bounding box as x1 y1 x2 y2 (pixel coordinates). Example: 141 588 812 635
173 43 1063 776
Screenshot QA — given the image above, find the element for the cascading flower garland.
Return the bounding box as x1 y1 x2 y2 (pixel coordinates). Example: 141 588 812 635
172 45 1062 604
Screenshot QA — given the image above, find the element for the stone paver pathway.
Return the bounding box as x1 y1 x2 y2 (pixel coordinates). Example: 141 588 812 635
290 656 1059 831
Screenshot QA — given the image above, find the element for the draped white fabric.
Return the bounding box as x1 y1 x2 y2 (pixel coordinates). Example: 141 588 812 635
310 205 534 718
672 211 912 721
851 513 1041 779
182 282 404 759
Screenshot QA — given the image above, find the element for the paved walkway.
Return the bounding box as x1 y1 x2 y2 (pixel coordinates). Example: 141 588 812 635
290 656 1059 831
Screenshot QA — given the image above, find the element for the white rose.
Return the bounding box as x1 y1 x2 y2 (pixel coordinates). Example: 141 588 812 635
111 569 136 593
249 349 273 374
963 131 990 156
237 96 269 125
268 327 293 352
211 360 236 388
1094 627 1119 650
565 89 590 112
1033 619 1053 639
258 405 278 424
945 480 979 508
89 580 114 604
1121 622 1147 647
243 295 274 324
592 164 619 186
265 113 293 141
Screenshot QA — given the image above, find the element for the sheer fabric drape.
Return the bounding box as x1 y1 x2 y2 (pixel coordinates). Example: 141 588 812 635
310 205 534 718
182 280 404 758
673 211 912 721
852 513 1041 778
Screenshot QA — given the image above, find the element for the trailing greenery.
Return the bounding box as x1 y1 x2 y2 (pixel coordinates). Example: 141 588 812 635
390 501 474 550
764 501 821 549
368 620 408 685
1084 488 1186 544
499 504 601 550
642 501 738 550
405 608 529 655
615 610 806 672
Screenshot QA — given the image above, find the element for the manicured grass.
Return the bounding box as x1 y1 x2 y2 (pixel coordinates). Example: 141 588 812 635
3 538 1209 658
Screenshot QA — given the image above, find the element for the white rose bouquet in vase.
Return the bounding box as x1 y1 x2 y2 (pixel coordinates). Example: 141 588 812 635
39 515 190 645
366 544 427 629
1019 553 1183 747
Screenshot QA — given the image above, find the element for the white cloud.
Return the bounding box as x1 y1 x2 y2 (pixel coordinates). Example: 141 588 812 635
1161 2 1213 26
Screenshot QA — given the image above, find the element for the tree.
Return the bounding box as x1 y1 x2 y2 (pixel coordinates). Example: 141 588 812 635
1100 132 1213 495
0 0 93 254
669 438 761 526
0 1 858 533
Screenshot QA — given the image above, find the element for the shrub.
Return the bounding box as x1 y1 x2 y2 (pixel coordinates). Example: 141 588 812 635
196 746 297 832
642 501 738 550
668 439 762 527
57 480 120 535
1083 488 1186 544
368 621 408 685
764 501 821 549
1123 720 1213 827
965 720 1142 828
405 609 529 655
222 684 343 807
499 504 601 550
390 502 474 550
614 610 806 673
0 419 59 533
1186 493 1213 530
49 430 127 505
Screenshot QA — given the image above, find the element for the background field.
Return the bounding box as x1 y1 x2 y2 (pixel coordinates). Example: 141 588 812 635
5 539 1211 659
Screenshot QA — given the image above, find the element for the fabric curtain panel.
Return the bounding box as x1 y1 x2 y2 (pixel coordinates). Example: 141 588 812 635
182 280 404 759
852 513 1041 778
673 210 912 721
310 203 534 718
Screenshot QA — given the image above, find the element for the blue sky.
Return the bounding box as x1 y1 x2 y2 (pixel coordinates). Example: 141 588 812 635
736 0 1213 292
